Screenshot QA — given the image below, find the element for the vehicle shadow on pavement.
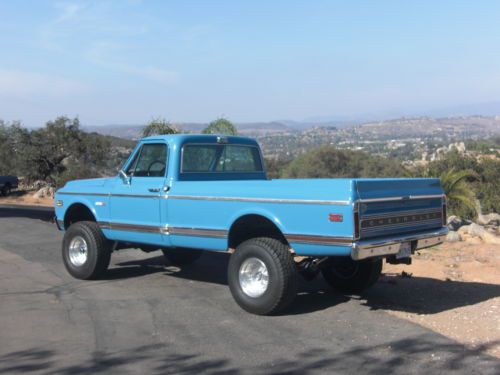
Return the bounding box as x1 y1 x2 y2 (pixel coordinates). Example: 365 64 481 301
0 336 498 374
360 273 500 314
114 252 352 314
0 205 53 222
113 251 230 284
113 252 500 316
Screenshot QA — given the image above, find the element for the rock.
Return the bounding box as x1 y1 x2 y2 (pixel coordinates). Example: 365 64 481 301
457 225 470 235
477 213 500 226
33 187 55 199
446 231 462 242
468 223 486 237
457 223 500 245
447 216 467 231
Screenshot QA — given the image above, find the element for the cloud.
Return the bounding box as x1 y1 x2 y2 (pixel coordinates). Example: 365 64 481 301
54 2 86 23
86 42 179 84
0 69 89 98
37 2 178 84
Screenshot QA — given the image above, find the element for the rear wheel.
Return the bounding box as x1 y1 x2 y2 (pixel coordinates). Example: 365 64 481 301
228 237 297 315
1 183 11 196
321 257 382 294
162 248 202 265
62 221 111 280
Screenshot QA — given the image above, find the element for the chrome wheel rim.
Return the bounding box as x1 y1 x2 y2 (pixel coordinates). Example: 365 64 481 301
68 236 88 267
239 257 269 298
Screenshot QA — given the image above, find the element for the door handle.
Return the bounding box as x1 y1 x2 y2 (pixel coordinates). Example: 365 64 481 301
148 188 160 193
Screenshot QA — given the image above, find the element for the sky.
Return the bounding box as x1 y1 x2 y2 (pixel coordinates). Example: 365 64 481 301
1 0 500 126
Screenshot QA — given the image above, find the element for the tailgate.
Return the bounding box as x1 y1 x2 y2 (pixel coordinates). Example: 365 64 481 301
355 179 445 239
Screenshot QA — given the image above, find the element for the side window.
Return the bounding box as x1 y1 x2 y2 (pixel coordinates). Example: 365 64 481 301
125 147 141 175
127 144 167 177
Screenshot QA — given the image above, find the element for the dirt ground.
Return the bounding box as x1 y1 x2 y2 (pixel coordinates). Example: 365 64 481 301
0 190 54 207
1 191 499 357
381 241 500 358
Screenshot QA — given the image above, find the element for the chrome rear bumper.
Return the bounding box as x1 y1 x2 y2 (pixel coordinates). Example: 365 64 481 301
351 227 448 261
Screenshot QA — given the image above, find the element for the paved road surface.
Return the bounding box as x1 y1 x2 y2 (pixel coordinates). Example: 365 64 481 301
0 206 499 374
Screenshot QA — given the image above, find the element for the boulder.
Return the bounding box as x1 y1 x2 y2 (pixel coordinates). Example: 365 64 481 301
447 215 467 231
468 223 486 237
446 231 462 242
33 186 55 199
477 213 500 227
458 223 500 245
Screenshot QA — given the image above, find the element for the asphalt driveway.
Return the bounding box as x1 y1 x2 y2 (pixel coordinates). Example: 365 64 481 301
0 206 498 374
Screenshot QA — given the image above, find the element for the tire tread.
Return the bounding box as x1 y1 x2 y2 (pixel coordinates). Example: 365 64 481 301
62 221 111 280
229 237 297 315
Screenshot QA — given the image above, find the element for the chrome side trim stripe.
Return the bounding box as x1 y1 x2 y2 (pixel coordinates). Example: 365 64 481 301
59 192 159 199
58 192 444 204
357 194 444 203
98 222 228 238
58 191 350 204
98 221 164 234
167 195 351 206
286 234 353 246
112 193 160 199
96 219 355 245
59 192 108 197
169 227 228 238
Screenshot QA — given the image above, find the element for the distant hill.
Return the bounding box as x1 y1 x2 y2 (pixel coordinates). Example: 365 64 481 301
83 121 299 139
84 115 500 140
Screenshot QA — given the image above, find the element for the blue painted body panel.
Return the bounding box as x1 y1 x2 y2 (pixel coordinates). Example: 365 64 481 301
54 135 445 257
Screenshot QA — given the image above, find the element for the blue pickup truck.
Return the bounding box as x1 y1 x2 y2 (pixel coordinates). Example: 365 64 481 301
55 134 448 314
0 175 18 196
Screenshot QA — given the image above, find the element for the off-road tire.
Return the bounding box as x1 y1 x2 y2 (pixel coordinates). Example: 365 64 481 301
1 183 11 196
228 237 297 315
162 248 202 265
321 257 382 294
62 221 111 280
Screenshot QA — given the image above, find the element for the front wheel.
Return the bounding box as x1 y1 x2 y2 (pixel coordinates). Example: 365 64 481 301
321 257 382 294
228 237 297 315
62 221 111 280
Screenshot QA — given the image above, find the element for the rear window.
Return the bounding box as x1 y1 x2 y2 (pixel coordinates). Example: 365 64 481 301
182 144 263 173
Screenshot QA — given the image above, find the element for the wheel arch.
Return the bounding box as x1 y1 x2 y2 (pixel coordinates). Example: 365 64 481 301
228 211 290 250
63 202 97 229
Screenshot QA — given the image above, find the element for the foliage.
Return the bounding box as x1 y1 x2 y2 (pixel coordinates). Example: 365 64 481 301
202 118 238 135
439 169 479 219
416 150 500 218
0 116 116 187
465 136 500 155
142 118 179 137
474 157 500 215
281 146 407 178
0 120 23 175
264 157 292 179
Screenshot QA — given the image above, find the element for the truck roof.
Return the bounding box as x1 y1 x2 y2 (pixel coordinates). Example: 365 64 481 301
141 134 259 147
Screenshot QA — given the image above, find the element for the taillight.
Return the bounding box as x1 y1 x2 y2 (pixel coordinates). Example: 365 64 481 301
442 202 447 226
354 208 360 239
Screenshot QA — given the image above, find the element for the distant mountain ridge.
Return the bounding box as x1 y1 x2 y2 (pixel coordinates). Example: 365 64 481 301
83 115 500 140
83 121 303 139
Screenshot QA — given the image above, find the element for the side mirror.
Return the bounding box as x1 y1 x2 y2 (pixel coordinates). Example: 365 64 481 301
118 170 131 185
